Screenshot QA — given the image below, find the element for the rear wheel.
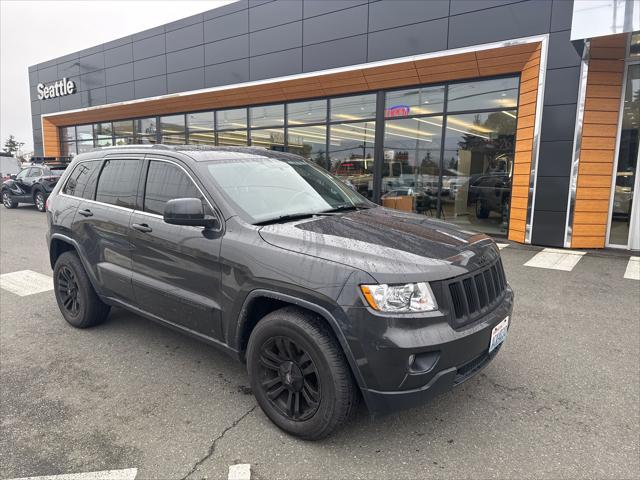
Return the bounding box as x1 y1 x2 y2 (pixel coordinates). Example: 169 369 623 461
34 191 46 212
247 307 358 440
53 251 110 328
476 199 490 219
2 190 17 209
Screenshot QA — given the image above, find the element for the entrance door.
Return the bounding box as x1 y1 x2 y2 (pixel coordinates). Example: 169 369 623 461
608 62 640 250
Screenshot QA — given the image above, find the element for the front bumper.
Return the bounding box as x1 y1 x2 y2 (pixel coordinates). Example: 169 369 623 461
342 286 514 415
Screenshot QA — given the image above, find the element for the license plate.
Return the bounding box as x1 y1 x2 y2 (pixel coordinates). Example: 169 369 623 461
489 316 509 353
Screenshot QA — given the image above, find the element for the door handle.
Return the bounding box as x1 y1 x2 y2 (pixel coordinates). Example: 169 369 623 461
78 209 93 217
132 223 153 233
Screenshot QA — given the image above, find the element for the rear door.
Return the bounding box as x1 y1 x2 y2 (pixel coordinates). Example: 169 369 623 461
129 157 224 339
71 156 143 303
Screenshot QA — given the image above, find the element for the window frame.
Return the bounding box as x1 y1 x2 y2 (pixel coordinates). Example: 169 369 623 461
61 159 103 200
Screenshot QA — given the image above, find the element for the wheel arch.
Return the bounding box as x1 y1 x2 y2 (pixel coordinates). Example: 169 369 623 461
49 234 103 297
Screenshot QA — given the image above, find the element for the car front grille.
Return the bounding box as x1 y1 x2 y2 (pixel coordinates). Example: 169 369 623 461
446 258 507 327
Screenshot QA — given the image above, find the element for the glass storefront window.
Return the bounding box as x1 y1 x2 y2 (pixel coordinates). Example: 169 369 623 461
381 116 443 214
134 117 157 144
76 124 93 143
448 77 519 112
61 142 76 156
329 121 376 199
330 94 377 122
385 86 445 118
440 111 516 235
288 99 327 125
77 140 94 154
217 108 247 130
113 120 134 138
188 131 216 145
217 130 248 146
95 122 113 147
251 128 285 150
187 111 215 131
630 32 640 58
251 104 284 128
161 114 185 137
287 126 327 167
61 126 76 142
609 63 639 246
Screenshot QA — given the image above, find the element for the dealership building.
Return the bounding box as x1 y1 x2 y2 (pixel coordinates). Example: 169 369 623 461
29 0 639 250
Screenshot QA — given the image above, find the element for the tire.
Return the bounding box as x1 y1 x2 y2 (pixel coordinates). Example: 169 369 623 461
34 190 46 212
475 199 490 219
2 190 17 209
53 251 110 328
247 306 358 440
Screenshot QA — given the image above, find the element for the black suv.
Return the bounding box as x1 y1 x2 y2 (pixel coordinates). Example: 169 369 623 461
47 146 513 439
2 163 67 211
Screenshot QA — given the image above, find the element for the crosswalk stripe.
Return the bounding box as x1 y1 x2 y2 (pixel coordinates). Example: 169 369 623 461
523 248 586 271
228 464 251 480
0 270 53 296
624 257 640 280
496 243 509 250
9 468 137 480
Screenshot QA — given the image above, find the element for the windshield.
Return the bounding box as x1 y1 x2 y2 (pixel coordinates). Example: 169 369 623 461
202 156 372 223
47 167 66 176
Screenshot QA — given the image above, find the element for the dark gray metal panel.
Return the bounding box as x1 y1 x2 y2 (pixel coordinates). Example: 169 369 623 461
250 48 302 80
41 98 60 114
249 0 302 31
368 0 449 31
303 4 368 45
167 67 205 93
77 52 105 74
544 66 580 105
204 0 248 20
166 23 204 53
37 65 59 83
103 36 132 51
449 0 522 15
31 100 41 116
540 104 576 142
31 115 41 133
132 25 165 42
303 35 367 72
134 55 167 80
165 12 204 32
250 21 302 56
547 30 581 69
76 44 103 58
57 60 81 79
533 176 570 211
80 70 106 91
204 35 249 65
29 70 38 86
537 141 573 177
551 0 574 32
106 82 135 103
104 44 134 68
167 45 204 74
530 210 566 247
304 0 366 18
105 63 134 85
59 92 83 111
448 1 551 49
205 59 250 87
135 75 168 99
204 10 248 43
82 88 107 107
133 35 166 61
367 18 448 62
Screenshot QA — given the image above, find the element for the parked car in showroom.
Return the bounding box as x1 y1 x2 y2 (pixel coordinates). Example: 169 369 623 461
1 158 69 211
46 145 513 439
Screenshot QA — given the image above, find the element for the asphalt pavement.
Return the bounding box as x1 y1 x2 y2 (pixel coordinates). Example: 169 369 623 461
1 205 638 480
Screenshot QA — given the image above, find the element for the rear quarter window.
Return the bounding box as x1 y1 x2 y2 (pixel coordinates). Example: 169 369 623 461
63 161 102 199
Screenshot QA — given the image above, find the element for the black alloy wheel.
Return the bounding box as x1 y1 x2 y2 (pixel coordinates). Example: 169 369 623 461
258 336 321 421
57 265 81 316
2 191 17 209
35 191 46 212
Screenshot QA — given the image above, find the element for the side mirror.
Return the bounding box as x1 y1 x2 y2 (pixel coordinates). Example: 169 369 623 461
163 198 219 229
10 174 16 180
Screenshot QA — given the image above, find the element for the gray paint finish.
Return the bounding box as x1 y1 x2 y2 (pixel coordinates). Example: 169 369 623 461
205 59 250 87
303 35 367 72
251 48 302 80
204 10 248 43
368 0 449 31
249 0 302 31
166 45 204 74
250 22 302 56
367 18 448 62
303 4 368 45
205 35 249 65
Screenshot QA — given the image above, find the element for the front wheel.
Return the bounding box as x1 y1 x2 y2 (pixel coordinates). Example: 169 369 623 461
2 190 17 209
247 307 358 440
34 191 46 212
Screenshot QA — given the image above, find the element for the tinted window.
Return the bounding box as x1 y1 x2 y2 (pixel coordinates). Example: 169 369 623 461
95 159 143 208
28 168 43 177
15 169 29 180
63 161 102 199
144 161 202 215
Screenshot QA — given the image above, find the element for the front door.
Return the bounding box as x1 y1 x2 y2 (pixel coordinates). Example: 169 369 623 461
130 158 224 339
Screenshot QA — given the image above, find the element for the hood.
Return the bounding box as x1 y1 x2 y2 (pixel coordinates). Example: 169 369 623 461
258 207 500 284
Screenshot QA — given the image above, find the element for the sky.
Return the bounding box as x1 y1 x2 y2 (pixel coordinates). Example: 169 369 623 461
0 0 235 154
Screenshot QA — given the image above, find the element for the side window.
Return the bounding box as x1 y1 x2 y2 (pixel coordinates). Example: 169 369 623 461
143 161 204 215
27 167 42 177
15 169 29 180
63 161 102 199
95 159 143 209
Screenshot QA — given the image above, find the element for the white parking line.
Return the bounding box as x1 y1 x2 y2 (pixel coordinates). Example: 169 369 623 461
496 243 509 250
0 270 54 296
523 248 586 271
228 464 251 480
9 468 137 480
624 257 640 280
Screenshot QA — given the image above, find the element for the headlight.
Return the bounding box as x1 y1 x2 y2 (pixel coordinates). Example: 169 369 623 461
360 282 438 313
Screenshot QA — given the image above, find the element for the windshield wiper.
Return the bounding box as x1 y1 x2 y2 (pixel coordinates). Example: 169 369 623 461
254 212 325 226
321 203 372 213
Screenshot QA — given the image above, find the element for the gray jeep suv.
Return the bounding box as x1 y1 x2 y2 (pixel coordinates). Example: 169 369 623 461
46 145 513 439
